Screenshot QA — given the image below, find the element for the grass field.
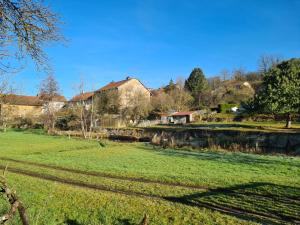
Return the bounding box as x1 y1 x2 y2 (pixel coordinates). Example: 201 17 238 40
0 130 299 224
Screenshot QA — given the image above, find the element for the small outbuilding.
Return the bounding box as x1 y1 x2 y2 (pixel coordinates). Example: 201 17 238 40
171 111 196 124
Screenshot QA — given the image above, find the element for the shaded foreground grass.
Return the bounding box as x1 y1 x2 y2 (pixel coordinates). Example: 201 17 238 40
0 130 299 224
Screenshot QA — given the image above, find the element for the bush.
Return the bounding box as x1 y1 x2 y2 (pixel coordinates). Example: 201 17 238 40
54 108 79 130
201 113 235 122
11 117 33 129
218 104 238 113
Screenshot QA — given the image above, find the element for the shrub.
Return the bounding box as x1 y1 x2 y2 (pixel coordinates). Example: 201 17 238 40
11 117 34 129
218 104 238 113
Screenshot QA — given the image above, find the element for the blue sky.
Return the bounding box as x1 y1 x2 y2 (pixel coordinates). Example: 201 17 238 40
13 0 300 99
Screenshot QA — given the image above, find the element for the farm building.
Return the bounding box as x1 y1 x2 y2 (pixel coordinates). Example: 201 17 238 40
69 77 151 109
171 111 197 124
1 94 66 118
69 91 95 109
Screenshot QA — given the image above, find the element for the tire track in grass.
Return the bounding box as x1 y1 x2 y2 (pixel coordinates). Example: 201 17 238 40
0 157 208 191
0 164 298 225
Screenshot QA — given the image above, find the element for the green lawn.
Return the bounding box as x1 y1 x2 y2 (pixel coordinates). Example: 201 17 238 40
0 130 299 224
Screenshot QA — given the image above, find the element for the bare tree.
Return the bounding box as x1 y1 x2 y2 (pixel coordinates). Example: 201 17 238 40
0 74 15 130
121 90 151 124
151 91 173 112
72 79 96 139
39 74 60 132
169 84 193 111
151 78 193 113
0 0 63 73
220 69 230 81
258 55 282 74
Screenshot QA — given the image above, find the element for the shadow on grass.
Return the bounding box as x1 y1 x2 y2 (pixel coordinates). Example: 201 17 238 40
64 219 83 225
8 128 46 135
116 218 135 225
165 182 300 224
140 144 299 167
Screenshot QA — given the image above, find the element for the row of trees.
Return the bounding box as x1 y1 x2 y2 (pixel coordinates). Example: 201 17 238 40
151 66 257 113
151 56 300 129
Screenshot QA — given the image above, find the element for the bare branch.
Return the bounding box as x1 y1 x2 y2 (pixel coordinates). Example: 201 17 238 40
0 0 64 73
0 168 29 225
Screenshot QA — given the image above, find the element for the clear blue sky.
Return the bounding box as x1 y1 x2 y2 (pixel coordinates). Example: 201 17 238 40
13 0 300 99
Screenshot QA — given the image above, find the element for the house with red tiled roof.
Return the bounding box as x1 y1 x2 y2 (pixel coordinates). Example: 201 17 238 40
1 94 66 118
69 77 151 108
171 111 197 124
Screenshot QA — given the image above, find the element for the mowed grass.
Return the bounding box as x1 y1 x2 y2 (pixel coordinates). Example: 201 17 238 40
0 130 299 224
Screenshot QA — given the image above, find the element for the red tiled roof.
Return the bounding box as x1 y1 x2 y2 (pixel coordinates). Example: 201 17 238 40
2 95 44 106
70 92 94 102
98 79 129 91
52 95 67 102
172 111 195 116
3 94 67 106
39 94 67 102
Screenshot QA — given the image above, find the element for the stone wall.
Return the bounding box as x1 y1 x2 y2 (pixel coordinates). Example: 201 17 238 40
56 128 300 155
148 129 300 154
104 128 300 155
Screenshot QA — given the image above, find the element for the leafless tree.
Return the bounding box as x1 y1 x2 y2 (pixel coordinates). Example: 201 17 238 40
220 69 230 81
39 74 60 132
0 0 63 74
151 79 193 113
121 90 151 124
258 55 282 74
72 79 95 139
169 83 193 111
39 74 60 98
0 74 15 130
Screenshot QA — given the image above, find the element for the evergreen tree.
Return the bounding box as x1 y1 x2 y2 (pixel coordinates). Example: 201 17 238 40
184 68 208 108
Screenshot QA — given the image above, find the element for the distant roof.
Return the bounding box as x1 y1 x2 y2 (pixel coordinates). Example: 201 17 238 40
53 95 67 102
3 95 43 106
3 94 67 106
98 79 130 91
39 94 67 102
98 77 150 93
70 92 94 102
172 111 195 116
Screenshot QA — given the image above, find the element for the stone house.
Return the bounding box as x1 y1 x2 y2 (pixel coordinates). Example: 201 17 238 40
69 77 151 109
97 77 151 108
1 94 66 118
69 91 95 109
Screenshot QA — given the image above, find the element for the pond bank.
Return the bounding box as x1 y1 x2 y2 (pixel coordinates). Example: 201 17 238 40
55 127 300 155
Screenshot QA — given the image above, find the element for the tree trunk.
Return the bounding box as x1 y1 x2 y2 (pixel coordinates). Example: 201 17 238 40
285 113 292 129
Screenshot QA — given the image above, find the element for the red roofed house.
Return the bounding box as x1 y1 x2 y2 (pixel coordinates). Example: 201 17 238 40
69 77 151 109
69 91 95 109
171 111 196 124
1 94 66 118
97 77 150 108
